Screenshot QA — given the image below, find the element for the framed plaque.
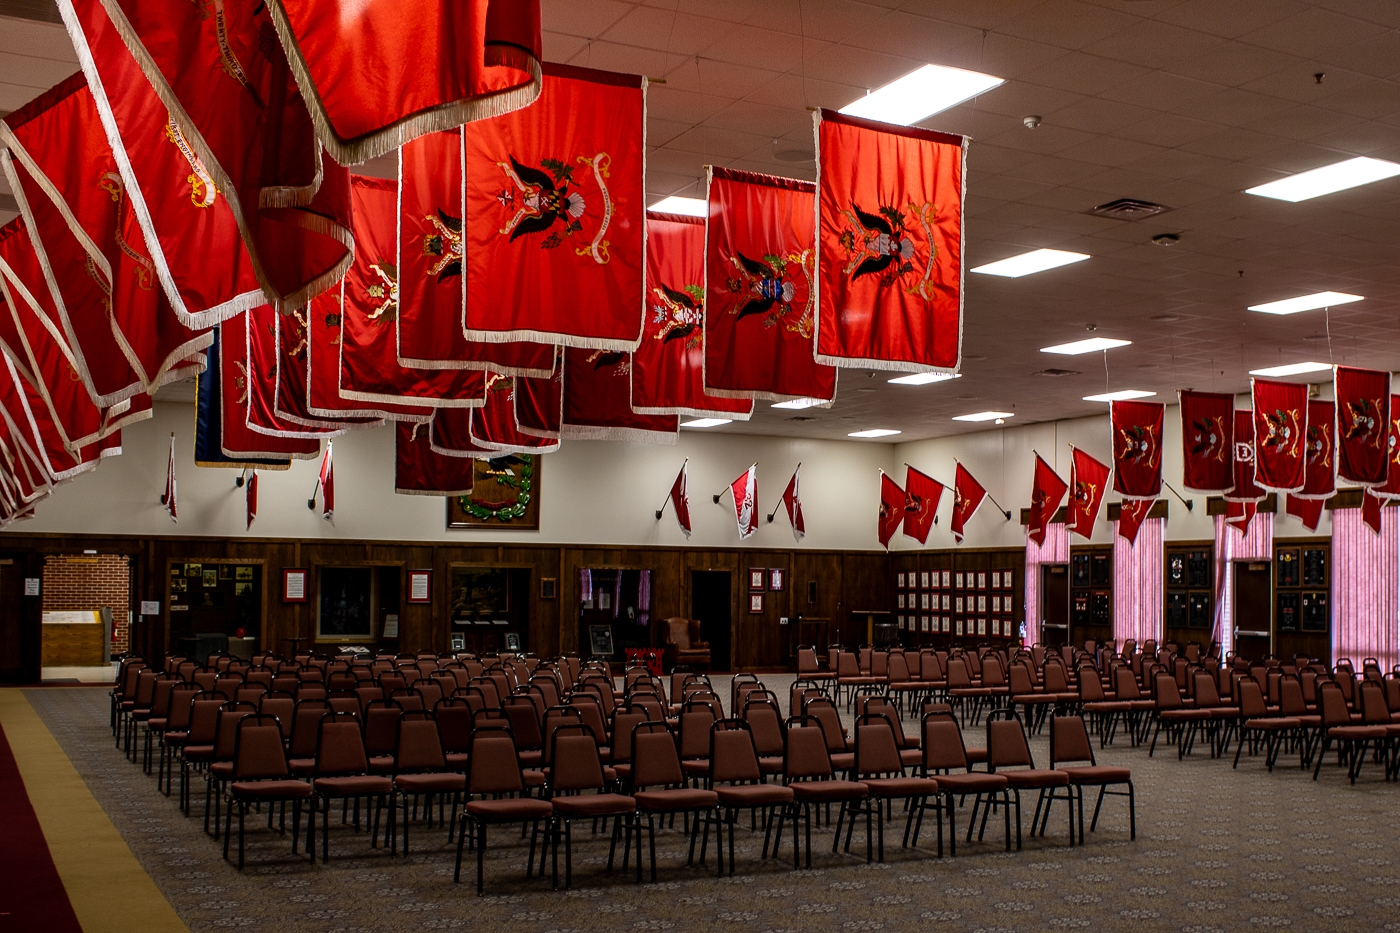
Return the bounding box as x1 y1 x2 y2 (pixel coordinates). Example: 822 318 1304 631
407 569 432 604
282 568 308 603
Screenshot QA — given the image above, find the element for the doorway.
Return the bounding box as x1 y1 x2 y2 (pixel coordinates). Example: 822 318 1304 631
1233 561 1272 661
690 571 731 672
1041 563 1070 649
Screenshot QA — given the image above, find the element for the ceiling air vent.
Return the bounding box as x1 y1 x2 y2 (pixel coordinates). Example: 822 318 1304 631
1087 198 1170 221
1035 368 1080 377
787 416 817 422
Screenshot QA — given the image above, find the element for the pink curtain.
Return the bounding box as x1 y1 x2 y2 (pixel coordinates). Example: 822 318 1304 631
1212 512 1274 654
1113 517 1163 646
1331 505 1400 671
1023 523 1069 645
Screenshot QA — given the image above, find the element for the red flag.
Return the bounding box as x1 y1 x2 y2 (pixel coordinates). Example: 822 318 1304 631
950 462 987 545
469 374 559 454
560 349 677 443
217 315 319 462
463 65 646 350
1117 499 1154 546
1227 409 1267 502
1335 366 1390 486
633 212 753 420
163 432 177 523
305 291 427 422
704 167 837 403
1028 454 1069 547
1179 390 1234 493
264 0 541 164
245 470 258 530
1286 494 1324 532
1252 378 1308 491
1069 448 1110 540
317 442 333 524
394 420 475 496
727 464 759 540
1226 499 1256 535
1299 400 1335 499
1377 395 1400 499
902 467 944 545
781 465 805 542
275 307 378 432
247 306 342 440
428 407 494 458
1363 488 1384 534
878 471 904 549
814 110 963 373
667 459 692 539
1111 400 1164 498
515 359 562 440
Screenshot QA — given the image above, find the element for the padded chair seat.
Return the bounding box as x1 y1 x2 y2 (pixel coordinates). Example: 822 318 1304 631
1082 701 1131 713
965 747 989 764
147 718 169 730
1329 725 1389 740
518 750 543 768
289 758 316 776
899 749 923 768
1057 765 1131 784
210 761 234 780
1245 717 1301 730
758 756 785 774
1294 715 1322 729
612 763 633 784
231 779 313 799
444 752 470 769
829 752 855 772
930 772 1007 794
162 731 189 745
681 759 712 777
1159 709 1212 722
394 772 466 793
466 797 552 821
999 768 1070 788
716 784 794 807
861 776 939 797
1124 700 1156 711
839 676 883 687
181 744 215 761
522 769 546 787
790 779 868 802
551 793 636 817
633 788 719 812
888 682 923 693
804 672 837 681
1014 693 1057 705
314 775 394 796
368 756 395 774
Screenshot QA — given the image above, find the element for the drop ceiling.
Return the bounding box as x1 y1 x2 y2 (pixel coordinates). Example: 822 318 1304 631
3 0 1400 442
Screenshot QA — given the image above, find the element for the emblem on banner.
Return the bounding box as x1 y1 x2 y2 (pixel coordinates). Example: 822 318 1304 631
584 350 629 377
1074 479 1098 508
722 249 814 337
650 283 704 350
364 260 399 323
1118 423 1160 466
1305 422 1331 467
1259 408 1302 455
836 202 940 298
164 116 216 208
1342 398 1385 446
494 154 614 263
422 209 463 282
1188 414 1228 462
1235 441 1254 462
284 311 309 360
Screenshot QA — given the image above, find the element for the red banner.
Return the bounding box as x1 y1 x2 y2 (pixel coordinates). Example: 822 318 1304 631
729 464 759 541
815 109 963 373
704 167 837 403
394 420 475 496
0 353 100 483
217 314 319 461
781 465 805 542
1377 395 1400 498
515 361 562 439
468 375 558 454
560 349 676 444
902 467 944 545
306 291 428 422
1117 499 1154 546
1227 409 1266 502
246 305 340 440
1069 448 1110 540
463 65 646 350
1226 499 1256 535
1363 488 1384 535
633 212 753 419
265 0 541 164
1286 494 1324 532
950 462 986 544
1028 454 1068 547
1299 400 1335 499
275 307 379 431
1111 400 1164 499
1179 390 1233 493
878 472 904 549
1335 366 1390 486
668 459 691 539
1252 378 1307 491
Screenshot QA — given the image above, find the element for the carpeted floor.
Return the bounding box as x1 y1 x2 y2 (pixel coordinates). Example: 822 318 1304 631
0 718 83 933
22 678 1400 933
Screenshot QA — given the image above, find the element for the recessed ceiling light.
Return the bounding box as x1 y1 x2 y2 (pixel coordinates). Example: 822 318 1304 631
1247 291 1363 315
680 418 731 428
649 196 707 217
848 428 901 438
1248 361 1331 377
1150 314 1181 323
1246 156 1400 202
1040 337 1131 355
972 248 1090 278
888 372 961 386
953 411 1014 422
1083 389 1157 402
839 63 1003 126
771 397 826 410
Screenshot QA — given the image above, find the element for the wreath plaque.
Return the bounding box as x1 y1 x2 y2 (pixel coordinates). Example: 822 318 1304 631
446 455 542 530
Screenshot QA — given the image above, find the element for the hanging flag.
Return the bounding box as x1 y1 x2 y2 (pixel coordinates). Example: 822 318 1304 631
1363 488 1385 535
1335 366 1391 486
246 305 343 440
275 306 379 432
704 167 837 403
1111 400 1164 499
317 442 334 524
1179 390 1234 493
1376 396 1400 499
560 349 677 444
1298 400 1335 500
633 212 754 420
726 464 759 540
216 315 319 462
462 65 646 350
1251 378 1308 491
902 466 943 545
245 470 258 530
1027 454 1069 547
163 433 177 523
394 419 476 496
1226 499 1256 535
1286 494 1324 532
950 462 986 545
468 374 560 454
263 0 542 164
193 327 293 470
1068 448 1110 539
668 459 692 539
878 471 904 549
813 109 963 373
1117 499 1154 546
781 465 805 542
515 357 563 439
1226 409 1267 502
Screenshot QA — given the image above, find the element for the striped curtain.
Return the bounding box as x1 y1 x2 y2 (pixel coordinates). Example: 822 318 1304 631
1212 512 1274 654
1113 517 1163 646
1023 523 1069 645
1331 505 1400 671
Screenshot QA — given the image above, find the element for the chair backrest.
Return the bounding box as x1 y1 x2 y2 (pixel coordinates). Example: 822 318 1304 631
1043 662 1070 694
742 699 785 757
610 708 648 764
568 695 610 744
1048 715 1097 768
784 720 834 781
946 657 972 689
467 727 525 795
837 651 860 678
232 715 291 780
986 714 1035 771
922 715 970 772
854 715 904 778
632 723 685 788
1153 673 1183 710
805 697 847 753
664 617 697 650
710 720 763 785
797 647 820 674
1319 681 1351 728
1078 668 1106 702
541 707 584 766
258 695 296 738
1008 663 1035 697
316 713 371 775
1359 680 1390 725
187 698 226 744
1193 670 1224 707
679 706 717 760
920 650 945 682
1278 676 1307 716
1237 678 1268 718
133 670 159 707
550 726 606 792
165 683 203 731
502 697 544 749
363 703 402 755
1113 665 1141 701
394 717 447 773
886 652 911 684
213 705 256 759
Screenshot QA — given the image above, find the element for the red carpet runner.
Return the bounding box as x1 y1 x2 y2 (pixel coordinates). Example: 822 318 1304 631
0 718 83 933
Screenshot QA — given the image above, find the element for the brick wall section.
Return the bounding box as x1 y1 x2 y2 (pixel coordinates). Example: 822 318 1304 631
42 554 132 655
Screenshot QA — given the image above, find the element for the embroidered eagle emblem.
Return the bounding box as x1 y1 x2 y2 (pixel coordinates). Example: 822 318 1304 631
1305 421 1331 467
1116 424 1159 466
363 261 398 323
650 283 704 349
1189 415 1228 462
585 350 629 376
495 155 585 246
839 204 915 286
723 249 814 337
1259 408 1301 455
1342 398 1385 446
422 210 462 281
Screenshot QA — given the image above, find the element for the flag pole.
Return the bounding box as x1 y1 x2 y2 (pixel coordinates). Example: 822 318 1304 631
160 432 174 504
714 463 755 504
984 492 1013 521
307 478 321 511
1162 481 1194 511
658 457 687 519
767 461 799 522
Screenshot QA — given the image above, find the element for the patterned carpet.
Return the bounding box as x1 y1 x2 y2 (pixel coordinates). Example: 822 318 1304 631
24 680 1400 933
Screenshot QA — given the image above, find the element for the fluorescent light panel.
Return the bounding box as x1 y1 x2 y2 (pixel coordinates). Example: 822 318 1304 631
1248 291 1363 315
1248 361 1331 377
680 418 731 428
1245 156 1400 202
888 372 961 386
848 429 901 438
972 248 1089 278
839 63 1003 127
1040 337 1131 355
953 411 1014 423
649 196 707 217
771 397 826 410
1083 389 1157 402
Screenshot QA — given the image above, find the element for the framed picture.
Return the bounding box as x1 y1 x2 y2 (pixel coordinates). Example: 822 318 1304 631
588 625 614 657
955 572 964 589
897 572 906 589
451 567 510 622
406 569 433 604
317 566 376 641
991 571 1001 588
977 618 987 636
977 595 987 613
749 568 765 591
977 571 988 590
769 568 785 591
941 617 950 633
954 596 964 614
282 568 308 603
450 633 467 652
991 619 1001 637
749 592 765 614
991 595 1001 613
540 577 557 599
600 590 612 611
920 615 930 632
941 594 950 610
170 577 186 593
955 618 963 636
920 571 931 589
446 455 542 529
219 565 233 580
186 563 203 578
897 594 905 609
897 614 905 629
920 592 930 610
504 632 523 652
235 566 253 581
234 581 253 597
941 571 951 587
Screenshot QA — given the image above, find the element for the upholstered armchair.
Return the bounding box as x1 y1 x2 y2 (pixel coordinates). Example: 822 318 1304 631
661 617 711 672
